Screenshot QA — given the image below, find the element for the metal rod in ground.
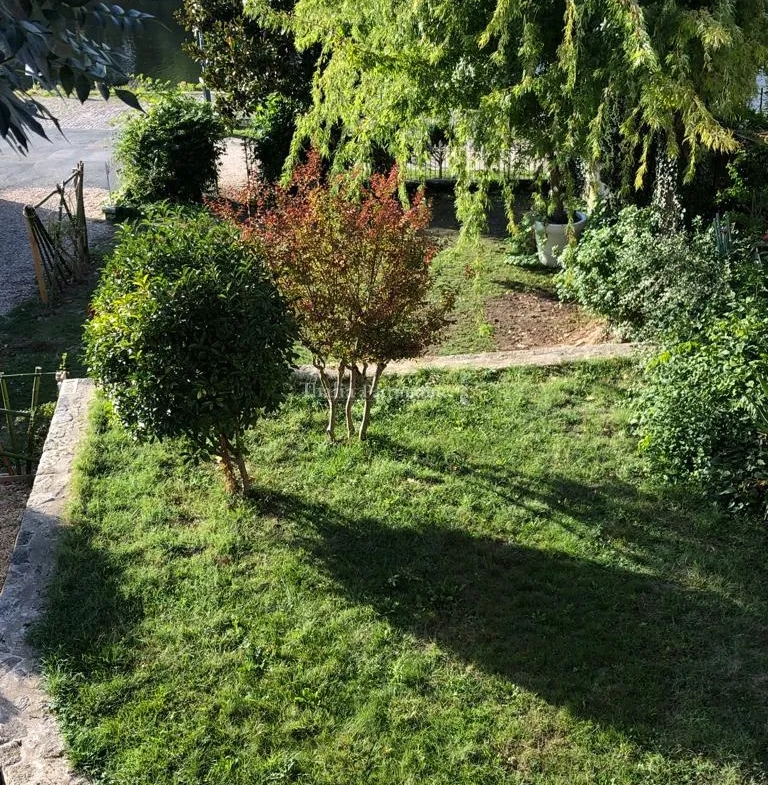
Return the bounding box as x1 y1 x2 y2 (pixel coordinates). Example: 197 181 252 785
24 367 42 474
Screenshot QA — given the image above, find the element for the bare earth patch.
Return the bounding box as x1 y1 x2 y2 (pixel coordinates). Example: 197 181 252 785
486 290 610 350
0 480 31 589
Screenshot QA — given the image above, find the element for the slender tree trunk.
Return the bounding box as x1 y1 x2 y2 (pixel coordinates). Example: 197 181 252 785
217 432 238 495
345 365 359 440
234 449 252 497
334 362 345 439
317 365 335 441
359 363 385 441
315 358 342 442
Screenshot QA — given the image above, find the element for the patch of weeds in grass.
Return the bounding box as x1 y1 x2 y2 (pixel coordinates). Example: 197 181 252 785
34 363 768 785
430 236 559 355
0 266 100 403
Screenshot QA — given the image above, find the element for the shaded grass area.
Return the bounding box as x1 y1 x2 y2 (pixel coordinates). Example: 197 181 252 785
430 236 558 355
0 271 97 404
36 363 768 784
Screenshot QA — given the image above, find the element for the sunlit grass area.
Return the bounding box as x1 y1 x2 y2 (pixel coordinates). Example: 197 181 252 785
35 362 768 784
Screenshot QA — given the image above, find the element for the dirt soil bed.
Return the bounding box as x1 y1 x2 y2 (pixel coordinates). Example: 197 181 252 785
486 290 609 350
0 481 30 589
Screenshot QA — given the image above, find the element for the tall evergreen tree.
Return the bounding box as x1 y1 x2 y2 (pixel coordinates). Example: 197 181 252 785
280 0 768 220
179 0 315 123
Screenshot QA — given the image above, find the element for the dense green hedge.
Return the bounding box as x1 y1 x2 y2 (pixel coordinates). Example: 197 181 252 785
115 95 226 205
557 205 735 340
636 299 768 518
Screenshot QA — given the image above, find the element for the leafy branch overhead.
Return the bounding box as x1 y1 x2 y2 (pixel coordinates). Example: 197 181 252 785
0 1 150 151
282 0 768 219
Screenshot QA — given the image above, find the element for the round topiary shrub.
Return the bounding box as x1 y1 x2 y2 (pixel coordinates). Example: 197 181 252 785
115 95 226 205
85 207 297 495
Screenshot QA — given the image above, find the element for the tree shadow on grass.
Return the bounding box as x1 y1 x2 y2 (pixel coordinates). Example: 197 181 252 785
29 520 144 674
251 479 768 773
368 433 767 585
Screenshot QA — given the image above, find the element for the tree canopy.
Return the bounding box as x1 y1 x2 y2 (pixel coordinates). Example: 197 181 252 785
0 1 147 152
280 0 768 218
179 0 315 123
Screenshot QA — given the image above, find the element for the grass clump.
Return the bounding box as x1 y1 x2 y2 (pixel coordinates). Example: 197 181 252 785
35 363 768 784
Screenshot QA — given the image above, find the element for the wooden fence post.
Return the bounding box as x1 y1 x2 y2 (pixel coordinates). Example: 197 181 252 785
74 161 90 274
23 206 49 305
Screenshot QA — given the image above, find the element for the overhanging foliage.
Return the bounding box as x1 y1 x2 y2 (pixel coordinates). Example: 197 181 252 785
280 0 768 222
0 1 149 152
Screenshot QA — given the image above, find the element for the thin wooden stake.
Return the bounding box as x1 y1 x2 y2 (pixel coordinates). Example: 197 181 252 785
75 162 89 273
24 206 49 305
0 376 21 474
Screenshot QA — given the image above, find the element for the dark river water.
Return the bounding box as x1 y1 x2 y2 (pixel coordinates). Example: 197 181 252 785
94 1 200 85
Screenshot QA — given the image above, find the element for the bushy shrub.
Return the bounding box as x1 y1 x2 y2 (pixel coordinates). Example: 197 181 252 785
85 208 296 495
218 152 453 441
557 205 735 339
244 93 304 182
115 95 226 205
635 298 768 518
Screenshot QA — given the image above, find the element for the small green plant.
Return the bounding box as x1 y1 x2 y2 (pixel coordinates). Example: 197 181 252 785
126 75 201 105
115 95 226 205
85 207 297 495
243 93 304 182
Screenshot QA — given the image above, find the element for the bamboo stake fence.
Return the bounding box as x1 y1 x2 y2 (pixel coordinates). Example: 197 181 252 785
0 369 66 476
23 161 90 305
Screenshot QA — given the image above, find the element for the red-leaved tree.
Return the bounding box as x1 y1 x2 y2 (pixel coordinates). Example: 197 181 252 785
221 152 452 441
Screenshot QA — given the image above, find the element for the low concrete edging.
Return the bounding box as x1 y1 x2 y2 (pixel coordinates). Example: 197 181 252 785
0 378 94 785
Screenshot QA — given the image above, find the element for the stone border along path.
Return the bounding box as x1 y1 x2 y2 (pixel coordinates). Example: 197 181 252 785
0 379 94 785
0 341 638 784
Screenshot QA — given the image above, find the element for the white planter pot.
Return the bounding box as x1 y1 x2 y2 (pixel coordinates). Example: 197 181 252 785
534 211 588 268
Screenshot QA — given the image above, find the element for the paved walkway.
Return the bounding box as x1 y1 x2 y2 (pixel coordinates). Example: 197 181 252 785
0 98 125 315
295 342 640 382
0 97 125 190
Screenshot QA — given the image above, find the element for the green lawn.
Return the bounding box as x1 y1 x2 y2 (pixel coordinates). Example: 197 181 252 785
35 362 768 784
0 270 97 404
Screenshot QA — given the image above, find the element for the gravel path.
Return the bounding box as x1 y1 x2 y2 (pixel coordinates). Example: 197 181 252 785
295 342 639 384
0 97 126 317
0 97 248 317
0 187 115 316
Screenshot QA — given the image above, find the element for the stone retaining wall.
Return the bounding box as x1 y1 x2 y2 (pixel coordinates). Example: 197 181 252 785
0 378 94 785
